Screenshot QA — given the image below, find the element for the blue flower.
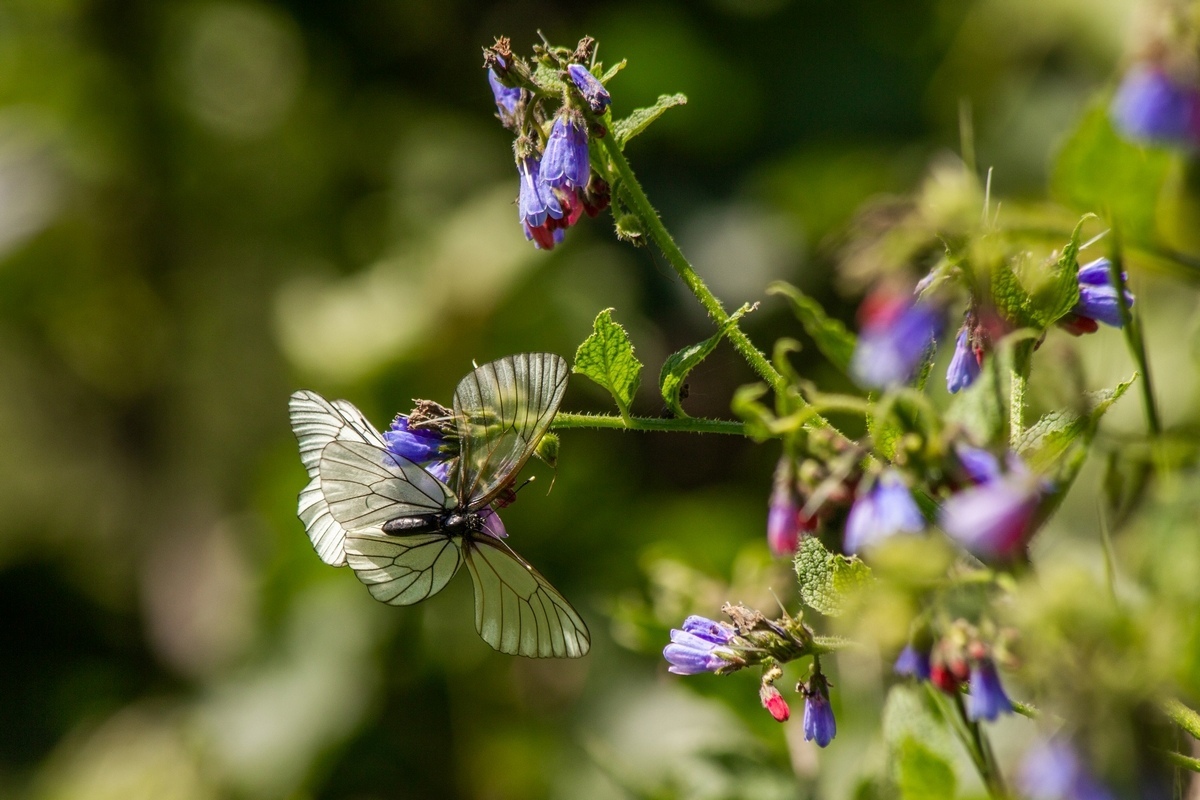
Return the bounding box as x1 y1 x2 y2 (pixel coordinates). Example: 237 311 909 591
1019 740 1114 800
1071 258 1134 329
946 326 981 393
767 485 804 557
488 67 522 128
850 295 942 389
517 155 563 229
1111 65 1200 146
844 469 925 553
940 456 1042 558
663 625 735 675
479 508 508 539
955 444 1002 485
542 113 591 191
567 63 611 113
802 673 837 747
680 615 736 645
894 644 932 681
966 658 1013 722
384 415 451 481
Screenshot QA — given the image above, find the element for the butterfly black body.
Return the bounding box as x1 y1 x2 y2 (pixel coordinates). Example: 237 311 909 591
381 510 482 536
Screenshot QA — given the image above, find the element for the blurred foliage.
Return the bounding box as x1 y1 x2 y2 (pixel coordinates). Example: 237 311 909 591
2 0 1195 798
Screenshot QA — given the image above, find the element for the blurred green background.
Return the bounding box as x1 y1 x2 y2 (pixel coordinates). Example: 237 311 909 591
0 0 1173 798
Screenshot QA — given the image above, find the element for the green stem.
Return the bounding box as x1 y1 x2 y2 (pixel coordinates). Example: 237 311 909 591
1159 750 1200 774
552 411 746 435
1161 698 1200 740
597 131 786 395
1009 340 1033 451
1110 236 1161 437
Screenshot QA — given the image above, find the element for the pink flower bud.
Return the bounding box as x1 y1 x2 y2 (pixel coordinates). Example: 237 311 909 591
759 684 790 722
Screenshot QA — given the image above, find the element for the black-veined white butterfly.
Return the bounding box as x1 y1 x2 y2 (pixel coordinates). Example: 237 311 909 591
288 353 589 658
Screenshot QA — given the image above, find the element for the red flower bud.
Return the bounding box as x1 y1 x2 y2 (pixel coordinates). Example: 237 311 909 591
760 684 790 722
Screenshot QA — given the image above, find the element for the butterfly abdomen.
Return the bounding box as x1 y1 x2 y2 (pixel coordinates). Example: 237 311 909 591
380 511 480 536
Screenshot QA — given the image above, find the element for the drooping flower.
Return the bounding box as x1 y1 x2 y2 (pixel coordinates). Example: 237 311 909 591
542 112 591 191
801 672 837 747
487 57 522 128
940 455 1043 558
479 508 508 539
517 154 563 231
385 415 453 481
1110 65 1200 147
850 292 942 389
894 643 932 681
1067 257 1134 330
1019 740 1114 800
759 683 790 722
767 459 815 556
663 616 738 675
946 325 981 393
954 443 1002 485
844 469 925 553
965 657 1013 722
567 63 611 113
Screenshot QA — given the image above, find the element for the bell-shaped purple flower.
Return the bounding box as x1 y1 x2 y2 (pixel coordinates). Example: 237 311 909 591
542 113 590 191
767 486 805 557
1019 740 1114 800
488 68 522 128
946 326 981 393
1071 258 1134 329
844 469 925 553
940 458 1042 558
663 623 735 675
567 63 611 113
955 444 1002 485
1111 65 1200 147
850 294 942 389
894 644 932 681
966 658 1013 722
384 416 445 463
802 673 837 747
517 155 563 229
479 508 508 539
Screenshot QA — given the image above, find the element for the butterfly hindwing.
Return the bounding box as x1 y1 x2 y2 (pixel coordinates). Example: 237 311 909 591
289 390 391 566
345 529 464 606
464 534 590 658
319 440 454 531
452 353 569 507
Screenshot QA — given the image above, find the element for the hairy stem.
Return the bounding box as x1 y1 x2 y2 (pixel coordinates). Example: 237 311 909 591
552 411 747 435
597 131 786 395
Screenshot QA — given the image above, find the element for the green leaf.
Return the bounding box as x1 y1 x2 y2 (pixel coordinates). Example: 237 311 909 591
1017 375 1136 475
894 739 956 800
868 399 902 460
573 308 643 416
598 59 626 85
1052 101 1172 247
1033 215 1092 326
731 382 776 441
769 282 857 373
613 93 688 148
794 536 873 616
946 345 1007 446
659 303 754 418
989 254 1038 329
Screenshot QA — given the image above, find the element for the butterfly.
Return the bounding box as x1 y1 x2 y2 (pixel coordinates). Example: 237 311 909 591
287 353 589 658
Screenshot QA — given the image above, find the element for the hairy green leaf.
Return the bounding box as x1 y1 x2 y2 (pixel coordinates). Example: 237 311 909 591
894 739 956 800
1018 375 1136 475
769 281 857 373
794 536 872 616
946 345 1007 445
613 93 687 149
573 308 643 415
659 304 754 418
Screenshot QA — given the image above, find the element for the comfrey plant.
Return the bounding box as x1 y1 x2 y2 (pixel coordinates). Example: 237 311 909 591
373 29 1200 798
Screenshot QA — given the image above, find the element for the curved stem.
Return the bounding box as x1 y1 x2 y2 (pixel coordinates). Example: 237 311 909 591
597 131 786 395
552 411 747 435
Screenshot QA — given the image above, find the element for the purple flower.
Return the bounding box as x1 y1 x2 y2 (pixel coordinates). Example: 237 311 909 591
1111 65 1200 146
844 469 925 553
488 68 522 128
955 444 1002 485
663 624 735 675
1071 258 1134 329
850 294 942 389
802 674 837 747
946 326 981 393
567 63 611 113
966 658 1013 722
1019 740 1114 800
384 416 446 462
894 644 932 681
542 113 590 191
517 155 563 230
940 458 1042 558
767 486 803 557
479 508 507 539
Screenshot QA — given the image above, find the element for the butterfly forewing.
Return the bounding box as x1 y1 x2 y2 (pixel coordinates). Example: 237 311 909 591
452 353 569 506
289 390 392 566
464 535 590 658
319 440 454 530
345 529 464 606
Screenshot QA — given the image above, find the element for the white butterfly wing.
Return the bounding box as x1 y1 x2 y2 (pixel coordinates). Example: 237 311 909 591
452 353 569 507
464 535 590 658
318 440 454 531
289 391 390 566
344 529 463 606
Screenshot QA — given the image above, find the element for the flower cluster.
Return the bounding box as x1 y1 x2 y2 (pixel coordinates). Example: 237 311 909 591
384 399 457 482
895 627 1016 723
485 38 612 250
